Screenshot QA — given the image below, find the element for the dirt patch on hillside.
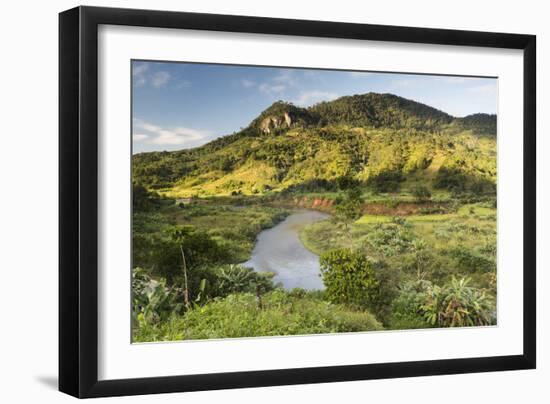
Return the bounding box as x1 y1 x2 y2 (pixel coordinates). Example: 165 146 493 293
267 196 334 212
362 202 449 216
293 197 334 212
269 196 451 216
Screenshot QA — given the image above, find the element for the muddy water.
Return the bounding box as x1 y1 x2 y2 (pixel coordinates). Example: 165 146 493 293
243 210 329 290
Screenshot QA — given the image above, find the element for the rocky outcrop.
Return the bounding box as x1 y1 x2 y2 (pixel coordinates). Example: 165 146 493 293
260 112 293 134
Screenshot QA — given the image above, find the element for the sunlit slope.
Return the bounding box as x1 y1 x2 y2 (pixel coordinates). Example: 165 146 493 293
132 93 496 197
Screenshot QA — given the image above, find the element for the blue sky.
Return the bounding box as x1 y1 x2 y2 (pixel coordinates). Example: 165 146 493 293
132 61 497 153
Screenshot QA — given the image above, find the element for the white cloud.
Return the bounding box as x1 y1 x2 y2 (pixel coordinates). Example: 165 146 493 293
150 127 205 145
133 119 211 147
133 133 149 141
293 91 339 106
132 63 148 87
133 64 148 76
273 70 296 85
255 70 299 95
259 83 286 94
151 71 171 88
241 79 256 88
133 64 190 90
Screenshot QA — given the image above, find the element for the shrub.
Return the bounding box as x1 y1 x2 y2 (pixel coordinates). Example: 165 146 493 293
320 249 379 310
412 185 432 201
132 267 183 328
390 279 434 329
433 168 466 193
212 264 275 297
391 277 495 329
448 246 496 273
365 219 414 256
421 277 495 327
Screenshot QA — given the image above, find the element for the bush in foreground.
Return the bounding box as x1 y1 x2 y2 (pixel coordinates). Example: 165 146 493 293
133 290 382 342
320 248 380 310
390 277 495 329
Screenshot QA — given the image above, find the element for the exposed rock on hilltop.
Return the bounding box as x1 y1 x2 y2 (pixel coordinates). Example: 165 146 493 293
249 101 319 134
260 112 292 134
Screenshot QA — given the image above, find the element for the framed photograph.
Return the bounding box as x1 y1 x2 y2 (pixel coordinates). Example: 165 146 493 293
59 6 536 398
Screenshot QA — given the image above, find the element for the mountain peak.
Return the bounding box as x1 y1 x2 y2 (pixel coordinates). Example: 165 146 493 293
309 92 453 130
250 101 318 134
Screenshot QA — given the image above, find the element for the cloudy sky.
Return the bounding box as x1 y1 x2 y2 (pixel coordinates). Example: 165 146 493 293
132 60 497 153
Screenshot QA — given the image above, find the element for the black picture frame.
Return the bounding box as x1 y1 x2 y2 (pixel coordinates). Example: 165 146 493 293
59 5 536 398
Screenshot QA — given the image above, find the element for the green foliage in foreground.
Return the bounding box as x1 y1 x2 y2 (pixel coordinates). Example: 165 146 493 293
391 277 495 329
133 290 383 342
132 265 277 327
320 249 379 310
420 276 495 327
214 264 275 297
132 267 182 327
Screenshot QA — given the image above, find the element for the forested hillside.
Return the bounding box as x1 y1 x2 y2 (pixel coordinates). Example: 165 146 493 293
133 93 496 198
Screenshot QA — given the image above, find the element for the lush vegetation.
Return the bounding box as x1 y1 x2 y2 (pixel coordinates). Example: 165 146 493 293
132 92 497 341
301 202 496 328
134 289 382 342
132 93 496 197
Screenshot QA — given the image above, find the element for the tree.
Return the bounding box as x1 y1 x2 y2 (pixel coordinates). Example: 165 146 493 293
369 171 403 193
412 185 431 202
334 187 363 247
336 174 359 190
410 239 429 279
135 225 229 288
132 182 156 211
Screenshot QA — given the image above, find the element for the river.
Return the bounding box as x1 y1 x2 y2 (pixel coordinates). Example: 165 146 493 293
243 210 329 290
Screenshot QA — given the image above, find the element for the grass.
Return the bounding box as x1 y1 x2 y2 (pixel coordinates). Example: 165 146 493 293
134 201 289 266
300 201 496 289
133 290 382 342
167 161 280 198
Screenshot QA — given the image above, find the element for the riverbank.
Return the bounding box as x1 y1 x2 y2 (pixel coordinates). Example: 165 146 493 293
299 202 497 291
133 201 290 272
244 210 329 290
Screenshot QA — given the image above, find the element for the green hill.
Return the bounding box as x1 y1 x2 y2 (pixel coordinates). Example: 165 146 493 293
132 93 496 198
